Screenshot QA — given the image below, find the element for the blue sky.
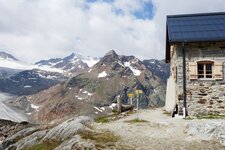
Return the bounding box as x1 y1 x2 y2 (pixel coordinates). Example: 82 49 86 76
0 0 225 62
86 0 155 20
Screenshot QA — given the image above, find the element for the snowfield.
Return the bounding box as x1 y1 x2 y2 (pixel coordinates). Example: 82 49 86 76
98 71 107 78
124 62 141 76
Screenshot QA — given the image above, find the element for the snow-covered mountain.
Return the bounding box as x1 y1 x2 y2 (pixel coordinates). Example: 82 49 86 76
0 51 99 95
0 52 34 70
0 51 99 76
35 53 99 75
0 51 63 73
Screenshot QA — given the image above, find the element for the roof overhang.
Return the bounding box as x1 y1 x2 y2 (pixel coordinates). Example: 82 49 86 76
165 12 225 63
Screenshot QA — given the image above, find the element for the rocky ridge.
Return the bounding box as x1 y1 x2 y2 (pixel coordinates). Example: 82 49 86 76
0 116 122 150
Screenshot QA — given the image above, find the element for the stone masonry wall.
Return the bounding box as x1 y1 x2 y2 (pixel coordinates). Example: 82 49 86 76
170 42 225 116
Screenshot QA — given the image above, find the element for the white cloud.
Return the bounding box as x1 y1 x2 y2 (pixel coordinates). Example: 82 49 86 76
0 0 225 63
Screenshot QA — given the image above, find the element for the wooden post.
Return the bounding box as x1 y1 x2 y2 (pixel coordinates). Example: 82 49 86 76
130 97 133 105
135 90 143 120
117 95 121 113
127 93 135 105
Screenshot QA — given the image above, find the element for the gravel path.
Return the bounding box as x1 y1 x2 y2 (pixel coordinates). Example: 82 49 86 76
95 108 225 150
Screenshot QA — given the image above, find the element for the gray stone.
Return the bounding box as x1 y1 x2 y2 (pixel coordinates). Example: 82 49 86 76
54 135 96 150
54 135 81 150
43 116 93 141
187 120 225 146
15 130 47 150
2 127 38 149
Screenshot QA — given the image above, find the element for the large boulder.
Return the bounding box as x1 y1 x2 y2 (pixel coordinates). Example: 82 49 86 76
43 116 93 141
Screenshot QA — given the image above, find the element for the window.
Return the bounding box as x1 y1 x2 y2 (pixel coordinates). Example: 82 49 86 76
197 62 213 79
189 61 223 80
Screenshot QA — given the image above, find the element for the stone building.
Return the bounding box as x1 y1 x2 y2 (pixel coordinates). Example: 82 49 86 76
165 12 225 116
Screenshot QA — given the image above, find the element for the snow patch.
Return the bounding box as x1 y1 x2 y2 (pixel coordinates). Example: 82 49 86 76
75 95 83 100
109 103 117 109
93 106 103 112
31 104 39 111
88 69 92 72
24 85 32 88
98 71 107 78
37 73 57 79
124 62 141 76
82 57 99 67
83 91 93 96
118 61 125 67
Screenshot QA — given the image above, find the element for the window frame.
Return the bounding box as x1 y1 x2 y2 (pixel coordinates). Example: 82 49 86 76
197 61 214 80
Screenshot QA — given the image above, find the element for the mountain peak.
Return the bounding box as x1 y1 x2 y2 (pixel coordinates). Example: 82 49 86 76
0 51 18 61
63 53 76 61
105 50 117 56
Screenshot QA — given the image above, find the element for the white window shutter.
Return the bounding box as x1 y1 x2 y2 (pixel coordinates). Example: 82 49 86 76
189 62 197 80
214 62 223 80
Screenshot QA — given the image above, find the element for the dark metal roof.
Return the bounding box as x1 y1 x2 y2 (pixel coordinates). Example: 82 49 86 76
166 12 225 63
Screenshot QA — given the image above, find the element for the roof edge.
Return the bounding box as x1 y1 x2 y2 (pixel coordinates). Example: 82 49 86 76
167 12 225 18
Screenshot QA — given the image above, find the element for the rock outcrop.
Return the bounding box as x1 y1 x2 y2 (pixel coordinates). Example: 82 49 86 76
186 120 225 146
1 116 94 150
0 119 30 142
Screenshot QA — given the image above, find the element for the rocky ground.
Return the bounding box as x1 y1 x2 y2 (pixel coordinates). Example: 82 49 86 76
95 108 225 150
1 108 225 150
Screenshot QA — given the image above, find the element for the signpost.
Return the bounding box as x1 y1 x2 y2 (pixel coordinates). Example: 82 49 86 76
135 90 143 119
127 90 143 119
127 93 135 105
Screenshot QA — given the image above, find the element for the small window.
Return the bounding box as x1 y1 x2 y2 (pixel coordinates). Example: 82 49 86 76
197 62 213 79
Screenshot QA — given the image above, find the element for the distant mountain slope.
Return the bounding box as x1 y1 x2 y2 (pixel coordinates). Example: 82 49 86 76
142 59 170 82
0 69 67 95
0 67 21 79
28 50 167 123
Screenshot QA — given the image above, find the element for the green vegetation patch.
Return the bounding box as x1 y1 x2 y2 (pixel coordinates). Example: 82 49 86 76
185 114 225 120
124 118 148 123
162 110 171 116
95 116 110 123
79 130 120 149
24 140 62 150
